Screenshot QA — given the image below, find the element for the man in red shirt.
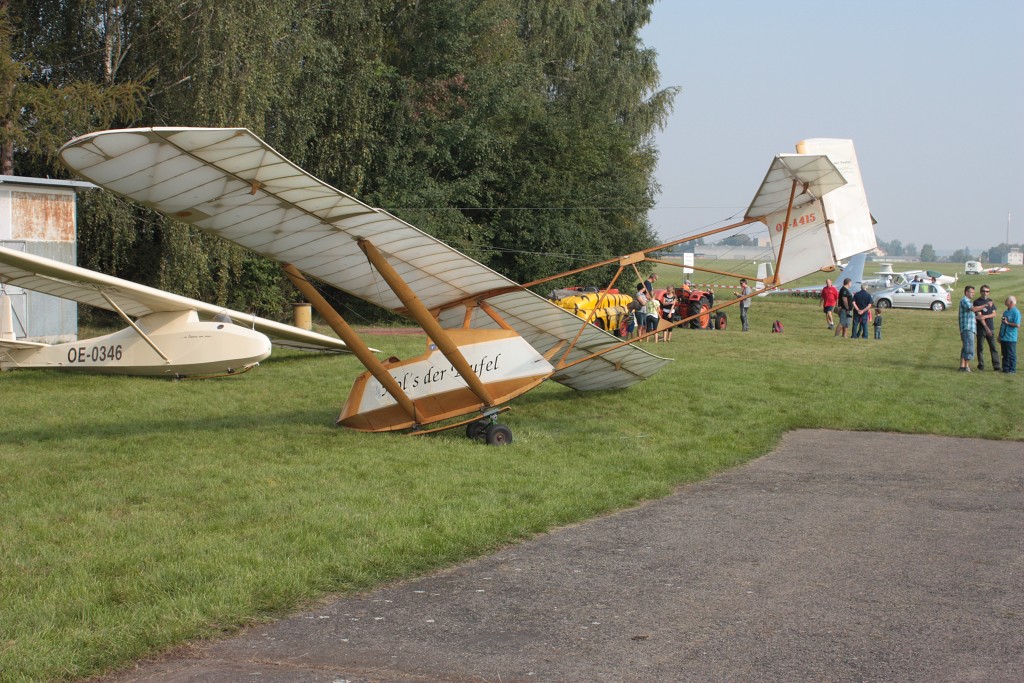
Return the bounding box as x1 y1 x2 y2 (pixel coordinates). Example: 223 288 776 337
820 278 839 330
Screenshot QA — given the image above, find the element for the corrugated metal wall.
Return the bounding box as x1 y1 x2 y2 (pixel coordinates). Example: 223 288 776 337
0 183 79 343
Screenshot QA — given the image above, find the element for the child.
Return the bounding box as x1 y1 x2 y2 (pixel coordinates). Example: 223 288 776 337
645 295 662 342
873 305 883 340
998 295 1020 374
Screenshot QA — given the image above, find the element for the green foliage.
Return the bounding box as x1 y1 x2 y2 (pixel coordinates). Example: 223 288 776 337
0 3 148 175
919 243 937 261
6 0 675 320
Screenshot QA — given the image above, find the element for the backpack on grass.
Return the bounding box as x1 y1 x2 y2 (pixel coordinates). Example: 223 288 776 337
771 320 784 334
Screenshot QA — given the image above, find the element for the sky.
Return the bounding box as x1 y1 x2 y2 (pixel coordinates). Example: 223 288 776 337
639 0 1023 255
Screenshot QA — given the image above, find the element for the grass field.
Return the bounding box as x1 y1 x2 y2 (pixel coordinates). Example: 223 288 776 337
2 262 1023 681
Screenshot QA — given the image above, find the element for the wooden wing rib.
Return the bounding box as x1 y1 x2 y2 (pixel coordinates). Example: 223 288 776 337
60 127 670 390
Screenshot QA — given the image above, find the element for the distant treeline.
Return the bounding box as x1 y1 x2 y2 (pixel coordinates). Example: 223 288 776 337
4 1 675 321
877 239 1022 265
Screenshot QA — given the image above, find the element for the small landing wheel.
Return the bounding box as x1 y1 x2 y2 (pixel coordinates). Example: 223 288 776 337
485 423 513 446
466 419 490 440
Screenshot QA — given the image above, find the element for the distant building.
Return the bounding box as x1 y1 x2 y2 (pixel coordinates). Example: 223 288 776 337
1007 248 1023 266
0 175 95 343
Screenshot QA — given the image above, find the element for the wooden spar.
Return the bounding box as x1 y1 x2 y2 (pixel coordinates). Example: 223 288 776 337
358 239 496 406
518 217 760 290
646 258 756 282
556 281 784 372
557 265 625 369
772 180 800 285
281 263 418 422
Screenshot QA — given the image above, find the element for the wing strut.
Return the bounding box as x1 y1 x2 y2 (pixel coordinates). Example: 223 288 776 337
99 291 171 363
771 179 800 285
281 264 419 423
358 239 497 406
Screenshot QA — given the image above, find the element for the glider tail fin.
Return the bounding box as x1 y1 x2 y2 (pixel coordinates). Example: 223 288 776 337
838 252 868 290
1 294 15 341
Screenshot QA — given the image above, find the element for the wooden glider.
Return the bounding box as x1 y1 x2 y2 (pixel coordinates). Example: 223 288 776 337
0 245 352 377
58 128 873 438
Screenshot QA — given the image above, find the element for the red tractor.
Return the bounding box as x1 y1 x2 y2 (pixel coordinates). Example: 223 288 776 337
668 284 727 330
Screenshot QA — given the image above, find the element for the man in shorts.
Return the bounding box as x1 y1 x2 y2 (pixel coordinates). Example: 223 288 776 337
959 285 988 372
835 278 853 338
821 278 839 329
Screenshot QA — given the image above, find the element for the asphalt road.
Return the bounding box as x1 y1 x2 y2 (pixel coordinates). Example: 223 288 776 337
102 430 1024 682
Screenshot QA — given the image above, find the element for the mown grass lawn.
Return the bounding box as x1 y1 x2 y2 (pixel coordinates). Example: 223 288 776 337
2 266 1023 681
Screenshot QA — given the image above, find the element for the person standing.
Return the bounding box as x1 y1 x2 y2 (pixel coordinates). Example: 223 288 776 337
644 293 661 342
736 278 752 331
873 305 883 340
974 285 1001 370
821 278 839 329
644 273 658 296
632 283 648 340
836 278 853 337
852 284 873 339
998 295 1020 374
958 285 987 372
658 285 678 342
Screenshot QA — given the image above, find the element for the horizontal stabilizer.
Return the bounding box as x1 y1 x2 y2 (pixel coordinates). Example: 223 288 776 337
0 338 48 350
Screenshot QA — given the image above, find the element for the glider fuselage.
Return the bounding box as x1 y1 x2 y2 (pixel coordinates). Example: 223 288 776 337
0 310 271 377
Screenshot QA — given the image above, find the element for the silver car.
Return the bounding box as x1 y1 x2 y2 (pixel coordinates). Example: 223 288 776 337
873 282 951 311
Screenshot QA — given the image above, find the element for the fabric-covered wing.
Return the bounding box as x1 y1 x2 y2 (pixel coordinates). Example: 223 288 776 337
744 154 846 220
745 154 849 284
59 127 669 389
0 245 351 353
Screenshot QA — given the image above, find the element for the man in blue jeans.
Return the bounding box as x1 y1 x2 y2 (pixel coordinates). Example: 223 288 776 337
999 295 1020 374
851 284 873 339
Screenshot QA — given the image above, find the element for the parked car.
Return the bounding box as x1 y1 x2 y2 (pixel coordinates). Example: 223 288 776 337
965 260 983 275
873 282 951 311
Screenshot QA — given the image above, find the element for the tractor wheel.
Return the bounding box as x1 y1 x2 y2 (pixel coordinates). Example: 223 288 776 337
690 297 711 329
715 311 728 330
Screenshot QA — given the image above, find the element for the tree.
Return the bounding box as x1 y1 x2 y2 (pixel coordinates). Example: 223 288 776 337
11 0 676 316
721 234 752 246
904 243 918 258
948 247 973 264
919 243 936 261
0 3 148 175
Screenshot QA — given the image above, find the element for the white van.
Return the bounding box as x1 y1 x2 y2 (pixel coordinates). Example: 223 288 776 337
965 261 983 275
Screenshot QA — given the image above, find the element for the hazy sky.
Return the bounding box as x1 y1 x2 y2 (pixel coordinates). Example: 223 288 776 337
640 0 1023 254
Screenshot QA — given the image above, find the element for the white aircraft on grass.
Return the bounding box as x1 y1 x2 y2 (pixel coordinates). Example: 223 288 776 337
868 263 957 288
57 129 876 442
0 245 353 377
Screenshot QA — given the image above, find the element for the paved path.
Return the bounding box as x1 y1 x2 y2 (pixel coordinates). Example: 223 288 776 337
106 430 1024 682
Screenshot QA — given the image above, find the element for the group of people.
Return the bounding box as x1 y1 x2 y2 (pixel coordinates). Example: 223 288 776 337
627 274 677 343
820 278 882 340
959 284 1019 374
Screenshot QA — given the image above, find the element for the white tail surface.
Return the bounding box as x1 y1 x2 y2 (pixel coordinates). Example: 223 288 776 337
796 138 876 261
1 294 15 341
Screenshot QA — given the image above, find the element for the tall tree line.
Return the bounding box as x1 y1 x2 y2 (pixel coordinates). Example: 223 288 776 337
5 0 675 319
